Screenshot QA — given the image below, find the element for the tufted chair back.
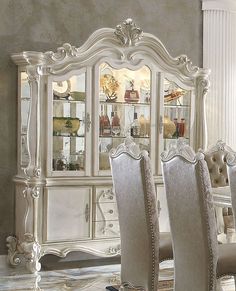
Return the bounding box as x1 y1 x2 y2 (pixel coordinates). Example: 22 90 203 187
109 137 160 291
161 140 218 291
201 140 235 237
202 140 233 188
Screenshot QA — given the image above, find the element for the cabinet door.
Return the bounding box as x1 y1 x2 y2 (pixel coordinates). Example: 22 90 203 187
44 186 91 242
47 68 91 176
157 73 194 174
94 62 152 175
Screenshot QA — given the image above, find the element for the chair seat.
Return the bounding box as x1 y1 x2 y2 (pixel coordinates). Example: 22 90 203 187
159 232 173 262
217 243 236 278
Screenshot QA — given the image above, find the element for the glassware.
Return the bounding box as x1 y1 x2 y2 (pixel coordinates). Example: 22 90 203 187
139 114 146 137
131 112 140 137
111 111 121 136
178 118 185 137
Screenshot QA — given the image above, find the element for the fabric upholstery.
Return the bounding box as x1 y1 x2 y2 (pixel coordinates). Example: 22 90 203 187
162 141 236 291
204 150 228 188
202 140 235 236
227 152 236 234
162 145 218 291
110 139 172 291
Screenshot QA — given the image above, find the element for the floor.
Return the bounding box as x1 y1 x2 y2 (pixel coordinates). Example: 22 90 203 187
0 258 235 290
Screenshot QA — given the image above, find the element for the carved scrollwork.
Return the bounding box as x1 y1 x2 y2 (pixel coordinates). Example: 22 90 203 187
44 43 79 63
24 185 41 199
6 233 41 273
107 244 121 255
197 73 210 97
24 166 41 179
6 236 21 266
114 18 143 47
21 233 41 273
160 137 204 163
110 136 145 159
177 55 199 75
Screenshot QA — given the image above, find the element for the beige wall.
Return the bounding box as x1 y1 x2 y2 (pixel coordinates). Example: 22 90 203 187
0 0 202 254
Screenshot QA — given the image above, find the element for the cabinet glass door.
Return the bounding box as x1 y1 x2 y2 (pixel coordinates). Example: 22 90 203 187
51 71 87 174
20 71 30 168
98 63 151 173
163 77 192 150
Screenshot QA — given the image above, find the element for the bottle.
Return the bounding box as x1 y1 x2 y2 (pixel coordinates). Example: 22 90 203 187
146 117 150 137
139 114 146 137
178 118 185 137
131 112 140 137
102 107 111 136
173 118 178 138
99 105 105 136
111 111 121 136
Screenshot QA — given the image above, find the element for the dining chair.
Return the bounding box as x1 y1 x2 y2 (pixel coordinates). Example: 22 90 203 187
226 151 236 239
161 139 236 291
201 140 235 241
109 137 173 291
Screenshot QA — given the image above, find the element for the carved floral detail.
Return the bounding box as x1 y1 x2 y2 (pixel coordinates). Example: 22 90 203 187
114 18 143 47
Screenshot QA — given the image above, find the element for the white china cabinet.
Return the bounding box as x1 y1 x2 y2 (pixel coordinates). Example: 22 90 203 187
7 19 209 273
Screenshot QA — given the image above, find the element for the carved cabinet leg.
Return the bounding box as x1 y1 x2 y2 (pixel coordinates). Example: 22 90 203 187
6 233 41 273
6 236 21 267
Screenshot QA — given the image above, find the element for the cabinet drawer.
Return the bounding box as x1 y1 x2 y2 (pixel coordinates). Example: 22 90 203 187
95 187 116 203
94 202 118 221
94 220 120 238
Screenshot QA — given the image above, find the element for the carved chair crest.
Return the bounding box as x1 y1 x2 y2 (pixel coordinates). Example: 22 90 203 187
161 137 203 163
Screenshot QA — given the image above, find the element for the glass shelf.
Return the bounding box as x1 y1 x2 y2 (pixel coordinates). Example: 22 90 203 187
164 104 190 108
53 99 85 104
52 72 86 173
53 134 85 138
99 135 150 139
100 100 150 106
98 63 151 172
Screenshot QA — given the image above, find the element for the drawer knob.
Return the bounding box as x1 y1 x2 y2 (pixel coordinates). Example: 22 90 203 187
109 209 114 214
109 223 113 228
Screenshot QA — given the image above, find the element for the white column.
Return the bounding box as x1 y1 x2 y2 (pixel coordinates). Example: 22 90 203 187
202 0 236 149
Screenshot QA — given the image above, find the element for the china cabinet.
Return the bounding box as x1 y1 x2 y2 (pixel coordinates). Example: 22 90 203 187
7 19 209 273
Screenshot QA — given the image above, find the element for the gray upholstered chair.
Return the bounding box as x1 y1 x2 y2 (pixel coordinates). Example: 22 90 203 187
201 140 235 240
161 139 236 291
109 137 173 291
227 152 236 240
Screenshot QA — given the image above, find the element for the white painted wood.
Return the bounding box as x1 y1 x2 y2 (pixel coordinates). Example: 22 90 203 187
44 187 91 242
9 19 209 273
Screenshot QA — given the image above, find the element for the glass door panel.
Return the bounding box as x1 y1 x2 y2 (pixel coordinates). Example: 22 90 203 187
98 63 151 172
163 78 191 150
20 72 30 167
52 73 86 173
